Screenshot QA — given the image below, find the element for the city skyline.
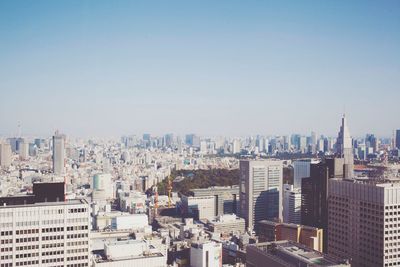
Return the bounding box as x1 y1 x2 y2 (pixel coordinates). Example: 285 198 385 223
1 1 399 137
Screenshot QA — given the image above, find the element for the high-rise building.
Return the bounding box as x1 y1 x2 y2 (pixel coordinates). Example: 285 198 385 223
328 178 400 267
92 173 114 200
335 115 354 178
0 142 12 168
239 160 283 231
18 141 29 160
190 241 222 267
52 131 66 175
301 158 344 252
293 159 315 189
396 129 400 149
282 184 301 224
0 199 90 267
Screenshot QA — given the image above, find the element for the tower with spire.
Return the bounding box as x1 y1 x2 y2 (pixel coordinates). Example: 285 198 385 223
336 114 354 178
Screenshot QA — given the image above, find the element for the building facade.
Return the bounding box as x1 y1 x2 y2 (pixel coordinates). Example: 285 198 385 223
0 199 90 267
52 132 66 175
191 186 239 216
328 178 400 267
239 160 283 231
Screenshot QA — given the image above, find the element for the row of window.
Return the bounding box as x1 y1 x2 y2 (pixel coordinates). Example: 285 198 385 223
16 245 39 251
16 229 39 235
66 255 88 261
66 225 88 231
42 250 64 256
42 235 64 241
0 231 12 236
42 227 64 233
68 208 87 213
16 253 39 259
16 237 39 243
66 233 88 239
16 261 39 266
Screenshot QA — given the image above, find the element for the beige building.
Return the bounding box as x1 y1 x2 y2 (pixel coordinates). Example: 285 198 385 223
257 220 323 252
328 178 400 267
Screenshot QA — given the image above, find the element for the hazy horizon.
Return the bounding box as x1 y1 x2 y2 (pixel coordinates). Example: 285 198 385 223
1 1 399 138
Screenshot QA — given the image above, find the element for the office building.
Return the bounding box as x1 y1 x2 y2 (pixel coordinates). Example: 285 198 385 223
92 173 114 200
0 142 12 168
257 220 323 252
18 141 29 160
207 214 246 234
335 115 354 178
52 131 66 175
282 184 301 224
293 159 312 189
328 178 400 267
0 199 90 267
246 241 349 267
191 186 239 216
396 129 400 150
190 241 222 267
181 195 215 220
239 159 283 231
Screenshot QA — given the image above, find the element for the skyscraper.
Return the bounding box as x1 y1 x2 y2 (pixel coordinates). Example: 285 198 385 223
336 115 354 178
282 184 301 224
52 131 65 175
328 178 400 267
396 129 400 150
0 142 12 168
239 160 283 231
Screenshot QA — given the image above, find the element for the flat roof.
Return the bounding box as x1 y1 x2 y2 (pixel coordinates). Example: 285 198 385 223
0 199 87 209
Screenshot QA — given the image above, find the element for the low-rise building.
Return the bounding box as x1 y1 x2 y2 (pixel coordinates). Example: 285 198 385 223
208 214 245 234
246 241 349 267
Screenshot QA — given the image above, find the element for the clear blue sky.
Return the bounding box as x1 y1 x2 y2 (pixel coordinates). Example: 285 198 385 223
0 0 399 138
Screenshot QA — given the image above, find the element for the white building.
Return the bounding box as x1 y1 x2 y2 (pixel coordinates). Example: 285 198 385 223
282 184 301 224
93 239 167 267
190 241 222 267
92 173 114 200
0 199 90 267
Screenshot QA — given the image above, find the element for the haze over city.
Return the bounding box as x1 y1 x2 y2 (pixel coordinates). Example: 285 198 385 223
1 0 399 137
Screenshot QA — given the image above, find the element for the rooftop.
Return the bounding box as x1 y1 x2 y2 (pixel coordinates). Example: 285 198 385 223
0 199 87 209
250 241 349 266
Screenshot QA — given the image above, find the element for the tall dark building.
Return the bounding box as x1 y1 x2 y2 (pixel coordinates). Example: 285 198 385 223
301 158 344 252
396 129 400 149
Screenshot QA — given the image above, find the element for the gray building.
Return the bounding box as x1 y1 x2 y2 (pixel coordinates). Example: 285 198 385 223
239 160 283 231
328 178 400 267
52 131 66 175
396 129 400 150
247 241 349 267
335 114 354 179
191 186 239 216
